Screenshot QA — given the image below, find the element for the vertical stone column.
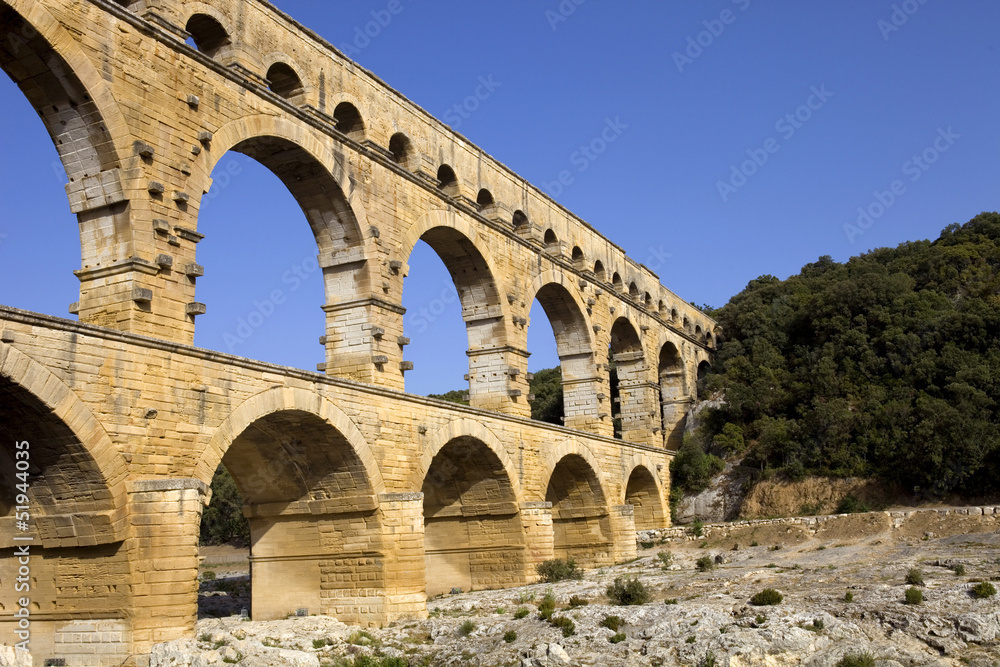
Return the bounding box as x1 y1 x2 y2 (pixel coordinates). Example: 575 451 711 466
609 504 637 563
126 479 207 657
519 501 554 582
377 493 427 622
467 346 531 417
322 298 406 389
618 382 660 447
562 374 608 435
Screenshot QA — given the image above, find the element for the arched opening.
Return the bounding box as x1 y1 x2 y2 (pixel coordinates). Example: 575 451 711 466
658 300 667 316
402 226 505 402
528 283 596 426
437 164 459 197
644 292 653 309
609 318 644 440
671 307 679 321
571 246 584 262
214 410 379 622
266 62 305 103
612 272 624 291
543 228 558 246
0 376 129 660
389 132 411 166
193 135 362 369
185 13 232 60
628 281 640 299
422 437 524 596
333 101 365 140
476 188 495 210
658 342 686 450
683 316 691 331
594 260 606 282
512 209 529 231
625 466 665 531
695 325 703 337
546 454 612 568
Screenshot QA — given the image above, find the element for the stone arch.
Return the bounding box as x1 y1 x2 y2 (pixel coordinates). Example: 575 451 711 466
389 131 412 166
415 418 521 503
400 209 510 404
609 316 645 439
0 342 128 543
198 114 376 302
419 418 525 595
333 100 365 140
624 462 667 531
658 340 688 449
0 0 135 268
262 54 309 104
543 438 613 567
181 2 235 65
197 386 384 495
527 270 599 426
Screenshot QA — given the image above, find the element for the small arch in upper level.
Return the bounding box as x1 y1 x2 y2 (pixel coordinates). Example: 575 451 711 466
512 210 529 231
571 246 584 262
333 102 365 141
612 272 623 291
594 260 606 281
476 188 495 209
544 228 558 246
389 132 411 166
185 13 232 60
695 324 703 336
628 281 640 299
266 62 305 103
671 307 678 321
437 164 459 197
644 292 653 308
683 316 690 330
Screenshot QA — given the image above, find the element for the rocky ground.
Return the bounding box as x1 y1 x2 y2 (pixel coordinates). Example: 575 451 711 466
152 512 1000 667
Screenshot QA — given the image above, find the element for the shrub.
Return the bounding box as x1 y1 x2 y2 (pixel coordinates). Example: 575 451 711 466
970 581 997 599
550 615 575 637
513 607 529 619
312 638 328 649
905 568 924 586
458 620 476 636
904 587 922 605
537 593 556 621
640 540 655 549
609 632 626 644
836 495 871 514
657 551 674 568
567 595 587 608
201 570 217 582
749 588 782 606
503 630 517 643
600 615 624 631
536 558 583 583
951 563 966 576
844 591 854 603
685 635 696 644
698 650 717 667
692 519 704 537
836 652 876 667
606 576 651 606
664 598 679 605
695 556 715 572
750 541 759 547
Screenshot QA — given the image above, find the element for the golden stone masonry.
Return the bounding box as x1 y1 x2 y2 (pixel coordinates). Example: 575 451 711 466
0 0 715 663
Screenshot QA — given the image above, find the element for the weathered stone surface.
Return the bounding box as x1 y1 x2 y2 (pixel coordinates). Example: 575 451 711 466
0 0 720 663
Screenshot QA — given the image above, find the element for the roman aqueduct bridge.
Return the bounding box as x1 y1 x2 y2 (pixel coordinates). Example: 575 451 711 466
0 0 716 663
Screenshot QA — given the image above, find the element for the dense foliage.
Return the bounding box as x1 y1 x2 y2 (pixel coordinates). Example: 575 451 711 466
200 465 250 545
692 212 1000 497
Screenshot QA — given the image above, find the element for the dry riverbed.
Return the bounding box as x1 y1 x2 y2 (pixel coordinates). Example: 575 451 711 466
153 513 1000 666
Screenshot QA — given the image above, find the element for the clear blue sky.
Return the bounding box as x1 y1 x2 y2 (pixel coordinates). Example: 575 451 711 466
1 1 998 395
